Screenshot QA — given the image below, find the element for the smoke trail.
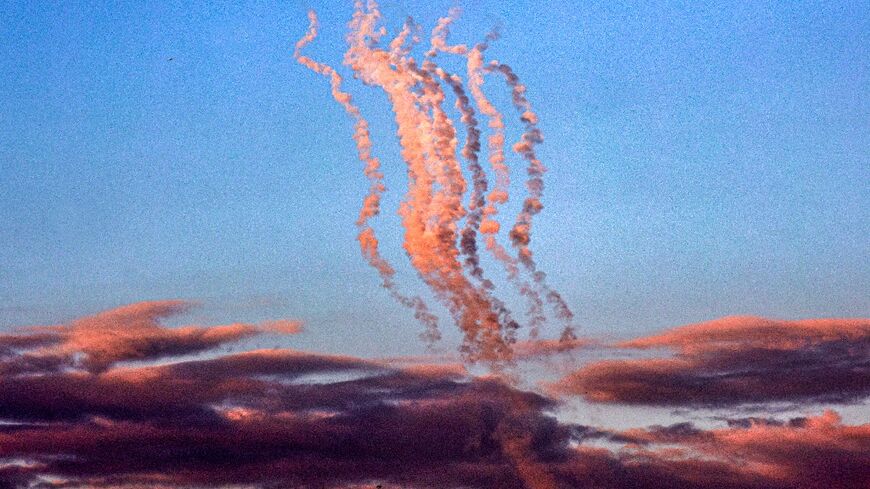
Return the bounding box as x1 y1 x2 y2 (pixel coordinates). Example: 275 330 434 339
452 28 550 337
485 61 576 337
465 31 509 248
298 2 576 360
422 61 520 340
411 27 525 358
483 62 542 261
424 11 523 341
425 7 467 58
425 10 547 337
436 70 487 282
425 12 486 287
342 0 517 363
294 10 440 343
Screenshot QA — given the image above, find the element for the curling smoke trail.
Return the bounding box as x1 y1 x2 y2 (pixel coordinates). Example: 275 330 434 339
465 31 510 259
485 61 576 338
456 24 551 337
425 11 488 289
294 11 440 343
342 0 516 363
427 26 521 341
295 2 576 360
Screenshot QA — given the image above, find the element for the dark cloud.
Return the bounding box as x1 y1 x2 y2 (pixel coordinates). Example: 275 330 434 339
550 316 870 407
602 411 870 489
9 410 864 489
1 305 868 488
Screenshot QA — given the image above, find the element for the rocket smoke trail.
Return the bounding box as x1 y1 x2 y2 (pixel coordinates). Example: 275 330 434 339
295 1 576 361
453 21 551 337
424 12 488 285
342 0 516 363
294 11 440 344
427 19 521 340
485 61 576 338
426 10 567 338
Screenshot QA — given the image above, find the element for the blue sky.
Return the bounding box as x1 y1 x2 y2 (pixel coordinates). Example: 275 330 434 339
1 0 867 357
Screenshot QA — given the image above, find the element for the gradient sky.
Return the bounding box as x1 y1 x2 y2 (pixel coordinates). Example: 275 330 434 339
2 0 868 358
1 2 868 488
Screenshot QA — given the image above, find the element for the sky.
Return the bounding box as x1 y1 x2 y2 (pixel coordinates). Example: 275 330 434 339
0 1 868 488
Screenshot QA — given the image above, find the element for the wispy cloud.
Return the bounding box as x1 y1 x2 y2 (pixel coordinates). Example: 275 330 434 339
0 301 303 374
549 316 870 406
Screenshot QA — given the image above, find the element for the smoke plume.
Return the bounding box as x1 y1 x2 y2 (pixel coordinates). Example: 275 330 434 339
295 2 576 362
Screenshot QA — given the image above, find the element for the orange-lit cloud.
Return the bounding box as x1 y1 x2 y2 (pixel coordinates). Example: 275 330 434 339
258 319 304 335
1 304 868 488
1 301 303 374
603 410 870 489
550 316 870 406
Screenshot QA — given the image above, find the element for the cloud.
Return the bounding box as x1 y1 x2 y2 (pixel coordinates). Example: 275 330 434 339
549 316 870 406
258 319 304 335
378 336 593 366
598 410 870 489
620 316 870 351
2 305 868 488
0 316 561 488
511 337 593 360
0 301 305 375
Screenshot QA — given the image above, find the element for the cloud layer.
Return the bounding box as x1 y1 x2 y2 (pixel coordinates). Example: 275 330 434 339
1 304 868 488
550 316 870 406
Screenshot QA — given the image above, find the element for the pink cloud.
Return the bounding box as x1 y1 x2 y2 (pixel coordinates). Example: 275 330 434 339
550 316 870 406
